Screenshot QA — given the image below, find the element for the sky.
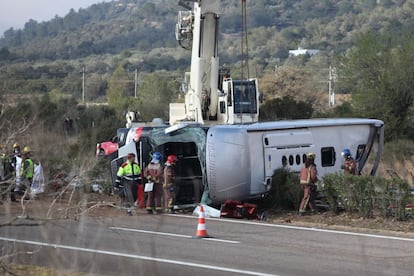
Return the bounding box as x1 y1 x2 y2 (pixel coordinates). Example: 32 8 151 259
0 0 109 36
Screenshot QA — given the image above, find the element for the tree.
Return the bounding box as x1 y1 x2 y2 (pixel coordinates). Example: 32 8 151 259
259 95 313 121
130 73 178 121
338 31 414 141
106 65 132 111
0 47 11 61
260 66 320 109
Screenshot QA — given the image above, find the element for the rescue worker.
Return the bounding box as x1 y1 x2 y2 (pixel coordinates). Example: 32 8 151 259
10 143 21 171
115 153 141 215
163 155 178 213
12 143 21 156
11 143 23 201
0 144 8 180
1 144 15 200
144 152 164 214
341 148 357 175
19 146 34 200
299 152 318 215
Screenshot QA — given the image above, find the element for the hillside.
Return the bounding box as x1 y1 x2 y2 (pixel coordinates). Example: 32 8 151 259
0 0 414 101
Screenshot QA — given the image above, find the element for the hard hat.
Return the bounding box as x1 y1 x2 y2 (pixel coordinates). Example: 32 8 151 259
127 152 136 158
342 148 351 157
13 143 19 148
151 152 163 163
166 155 178 165
22 146 30 154
307 152 315 159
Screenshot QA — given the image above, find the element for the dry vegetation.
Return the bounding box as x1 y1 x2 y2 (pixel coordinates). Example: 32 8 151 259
1 100 414 274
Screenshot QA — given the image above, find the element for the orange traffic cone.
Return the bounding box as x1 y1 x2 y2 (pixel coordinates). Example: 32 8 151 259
194 204 209 238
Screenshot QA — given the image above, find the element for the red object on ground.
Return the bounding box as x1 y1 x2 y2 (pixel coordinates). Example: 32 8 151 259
220 199 258 219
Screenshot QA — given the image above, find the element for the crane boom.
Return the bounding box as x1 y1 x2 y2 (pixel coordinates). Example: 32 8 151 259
170 0 260 125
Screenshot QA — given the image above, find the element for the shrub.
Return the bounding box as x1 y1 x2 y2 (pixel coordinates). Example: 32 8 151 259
261 168 301 210
322 173 411 220
381 177 411 221
351 176 376 218
321 173 343 214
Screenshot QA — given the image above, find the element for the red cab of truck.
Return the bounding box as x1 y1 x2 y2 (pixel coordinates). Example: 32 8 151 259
96 136 118 157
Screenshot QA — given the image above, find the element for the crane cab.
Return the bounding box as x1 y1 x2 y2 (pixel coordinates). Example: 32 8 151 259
217 77 260 124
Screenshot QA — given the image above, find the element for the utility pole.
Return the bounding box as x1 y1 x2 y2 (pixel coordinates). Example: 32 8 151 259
82 66 85 104
328 66 337 107
134 68 138 98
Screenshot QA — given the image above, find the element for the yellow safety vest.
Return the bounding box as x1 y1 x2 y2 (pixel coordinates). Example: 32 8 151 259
20 158 34 179
117 161 141 181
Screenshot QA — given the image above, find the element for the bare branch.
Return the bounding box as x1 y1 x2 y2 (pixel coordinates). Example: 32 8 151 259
64 182 78 219
1 243 40 276
75 201 118 218
46 175 78 219
0 103 38 146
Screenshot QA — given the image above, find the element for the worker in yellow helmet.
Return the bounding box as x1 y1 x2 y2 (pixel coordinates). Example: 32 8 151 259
19 146 34 200
299 152 318 215
9 142 23 201
0 144 9 179
10 142 21 170
13 143 21 155
1 144 15 200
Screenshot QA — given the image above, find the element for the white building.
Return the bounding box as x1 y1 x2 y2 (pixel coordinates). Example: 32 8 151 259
289 47 319 57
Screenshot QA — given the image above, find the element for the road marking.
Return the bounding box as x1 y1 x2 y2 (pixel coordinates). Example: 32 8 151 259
204 237 240 244
109 227 240 244
167 214 414 242
0 237 273 276
110 227 192 238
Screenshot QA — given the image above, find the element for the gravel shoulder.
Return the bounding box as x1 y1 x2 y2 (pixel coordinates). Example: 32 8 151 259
1 191 414 237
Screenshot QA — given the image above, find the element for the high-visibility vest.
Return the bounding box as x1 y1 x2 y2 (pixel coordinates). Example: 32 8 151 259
300 164 317 184
20 158 34 179
117 161 141 181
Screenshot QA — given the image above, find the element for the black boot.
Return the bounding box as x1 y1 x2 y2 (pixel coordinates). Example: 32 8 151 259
10 192 16 202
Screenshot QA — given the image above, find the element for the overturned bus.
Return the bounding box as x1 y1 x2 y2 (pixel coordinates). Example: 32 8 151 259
111 118 384 207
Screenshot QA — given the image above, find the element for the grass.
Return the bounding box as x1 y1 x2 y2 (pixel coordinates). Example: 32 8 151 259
2 263 94 276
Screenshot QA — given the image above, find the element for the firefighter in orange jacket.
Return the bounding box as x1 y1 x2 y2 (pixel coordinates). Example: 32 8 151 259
144 152 164 214
299 152 318 215
163 155 178 213
116 153 141 215
341 148 357 175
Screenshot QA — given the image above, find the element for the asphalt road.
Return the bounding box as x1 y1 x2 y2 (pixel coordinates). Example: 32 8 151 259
1 211 414 276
